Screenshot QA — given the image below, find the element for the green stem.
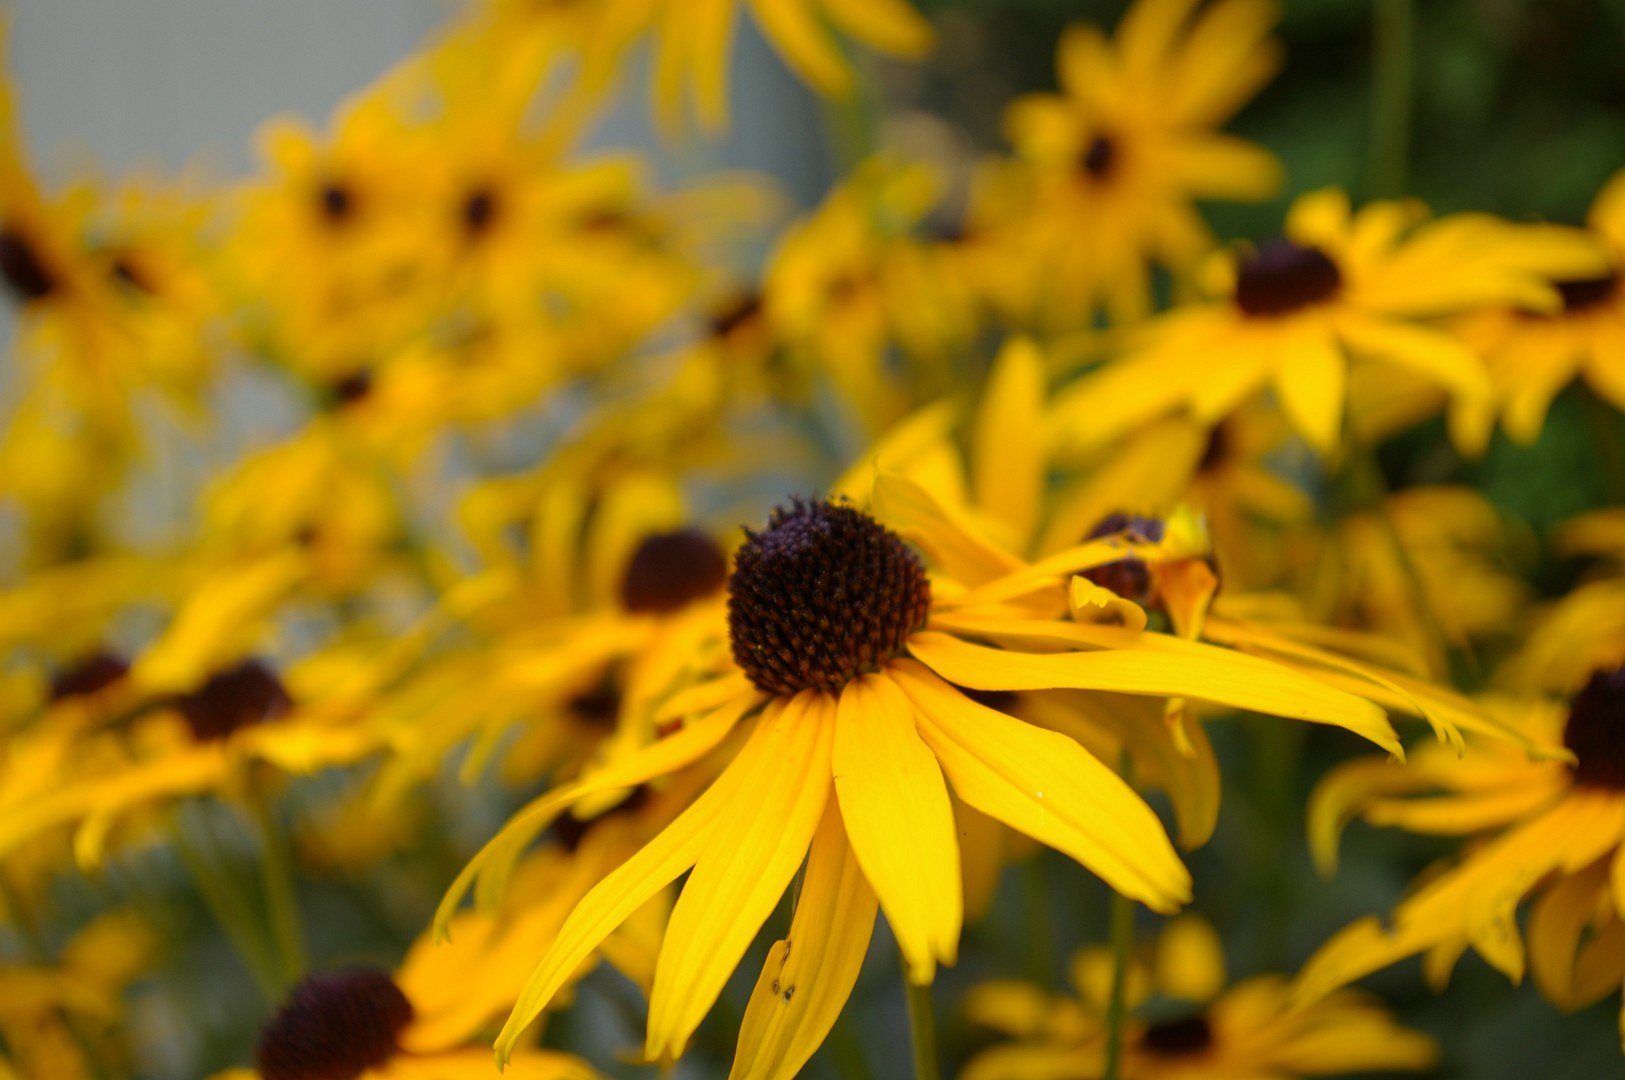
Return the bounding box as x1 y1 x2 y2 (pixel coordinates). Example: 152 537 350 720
1022 853 1056 986
1252 716 1305 971
902 962 940 1080
1369 0 1415 199
175 807 282 1004
1103 752 1137 1080
1101 889 1136 1080
246 783 307 990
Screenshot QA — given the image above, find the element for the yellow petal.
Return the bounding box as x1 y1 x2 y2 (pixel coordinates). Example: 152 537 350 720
907 626 1399 754
728 797 879 1080
644 691 835 1061
1272 325 1345 455
972 337 1046 546
833 674 961 983
889 659 1190 912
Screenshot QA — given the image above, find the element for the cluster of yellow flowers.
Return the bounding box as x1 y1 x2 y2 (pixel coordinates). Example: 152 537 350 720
3 0 1625 1078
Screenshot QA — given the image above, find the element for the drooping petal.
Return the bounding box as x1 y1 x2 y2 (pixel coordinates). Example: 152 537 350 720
890 659 1190 912
728 796 879 1080
833 673 961 983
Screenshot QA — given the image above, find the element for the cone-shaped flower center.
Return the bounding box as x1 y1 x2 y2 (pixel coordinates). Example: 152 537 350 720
176 660 292 743
1233 240 1342 316
1564 666 1625 789
728 499 931 696
620 529 729 614
256 968 413 1080
1079 512 1165 604
49 651 130 702
0 228 56 301
327 370 373 409
708 291 764 339
1554 270 1618 313
1140 1012 1214 1056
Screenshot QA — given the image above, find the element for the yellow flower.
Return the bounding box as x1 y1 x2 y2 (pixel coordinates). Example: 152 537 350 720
1296 676 1625 1050
764 157 978 433
439 478 1404 1077
994 0 1283 326
0 912 154 1080
1451 168 1625 447
962 916 1436 1079
1047 189 1597 456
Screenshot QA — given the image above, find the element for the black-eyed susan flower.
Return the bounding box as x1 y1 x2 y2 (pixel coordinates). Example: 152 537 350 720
992 0 1283 327
1452 168 1625 447
1295 673 1625 1049
438 480 1410 1076
962 915 1436 1079
1047 189 1601 456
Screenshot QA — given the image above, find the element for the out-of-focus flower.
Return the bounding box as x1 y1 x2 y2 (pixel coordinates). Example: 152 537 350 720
765 157 980 433
962 916 1436 1079
1047 189 1602 455
988 0 1283 327
1451 168 1625 449
1297 675 1625 1048
1498 508 1625 694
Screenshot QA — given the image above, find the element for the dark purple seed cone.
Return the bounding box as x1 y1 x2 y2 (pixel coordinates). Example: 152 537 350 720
1233 240 1342 317
1140 1012 1213 1056
1080 134 1117 179
318 183 354 224
49 651 130 702
1565 666 1625 789
1555 271 1618 313
727 499 931 696
1078 512 1166 604
176 660 292 743
620 529 728 614
462 186 499 235
256 968 413 1080
0 228 57 300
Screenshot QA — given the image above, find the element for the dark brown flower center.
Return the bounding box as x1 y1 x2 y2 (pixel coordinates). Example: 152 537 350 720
256 968 413 1080
1234 240 1342 317
1554 271 1619 314
318 182 355 225
49 651 130 702
461 186 499 236
176 660 292 743
327 369 373 408
1564 666 1625 789
728 499 931 696
567 672 621 728
621 529 729 614
1140 1012 1213 1057
1078 513 1165 605
1080 135 1117 180
0 228 57 301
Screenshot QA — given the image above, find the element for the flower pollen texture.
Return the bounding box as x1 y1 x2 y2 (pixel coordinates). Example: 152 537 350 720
1565 665 1625 789
255 968 413 1080
728 499 931 696
620 529 729 613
